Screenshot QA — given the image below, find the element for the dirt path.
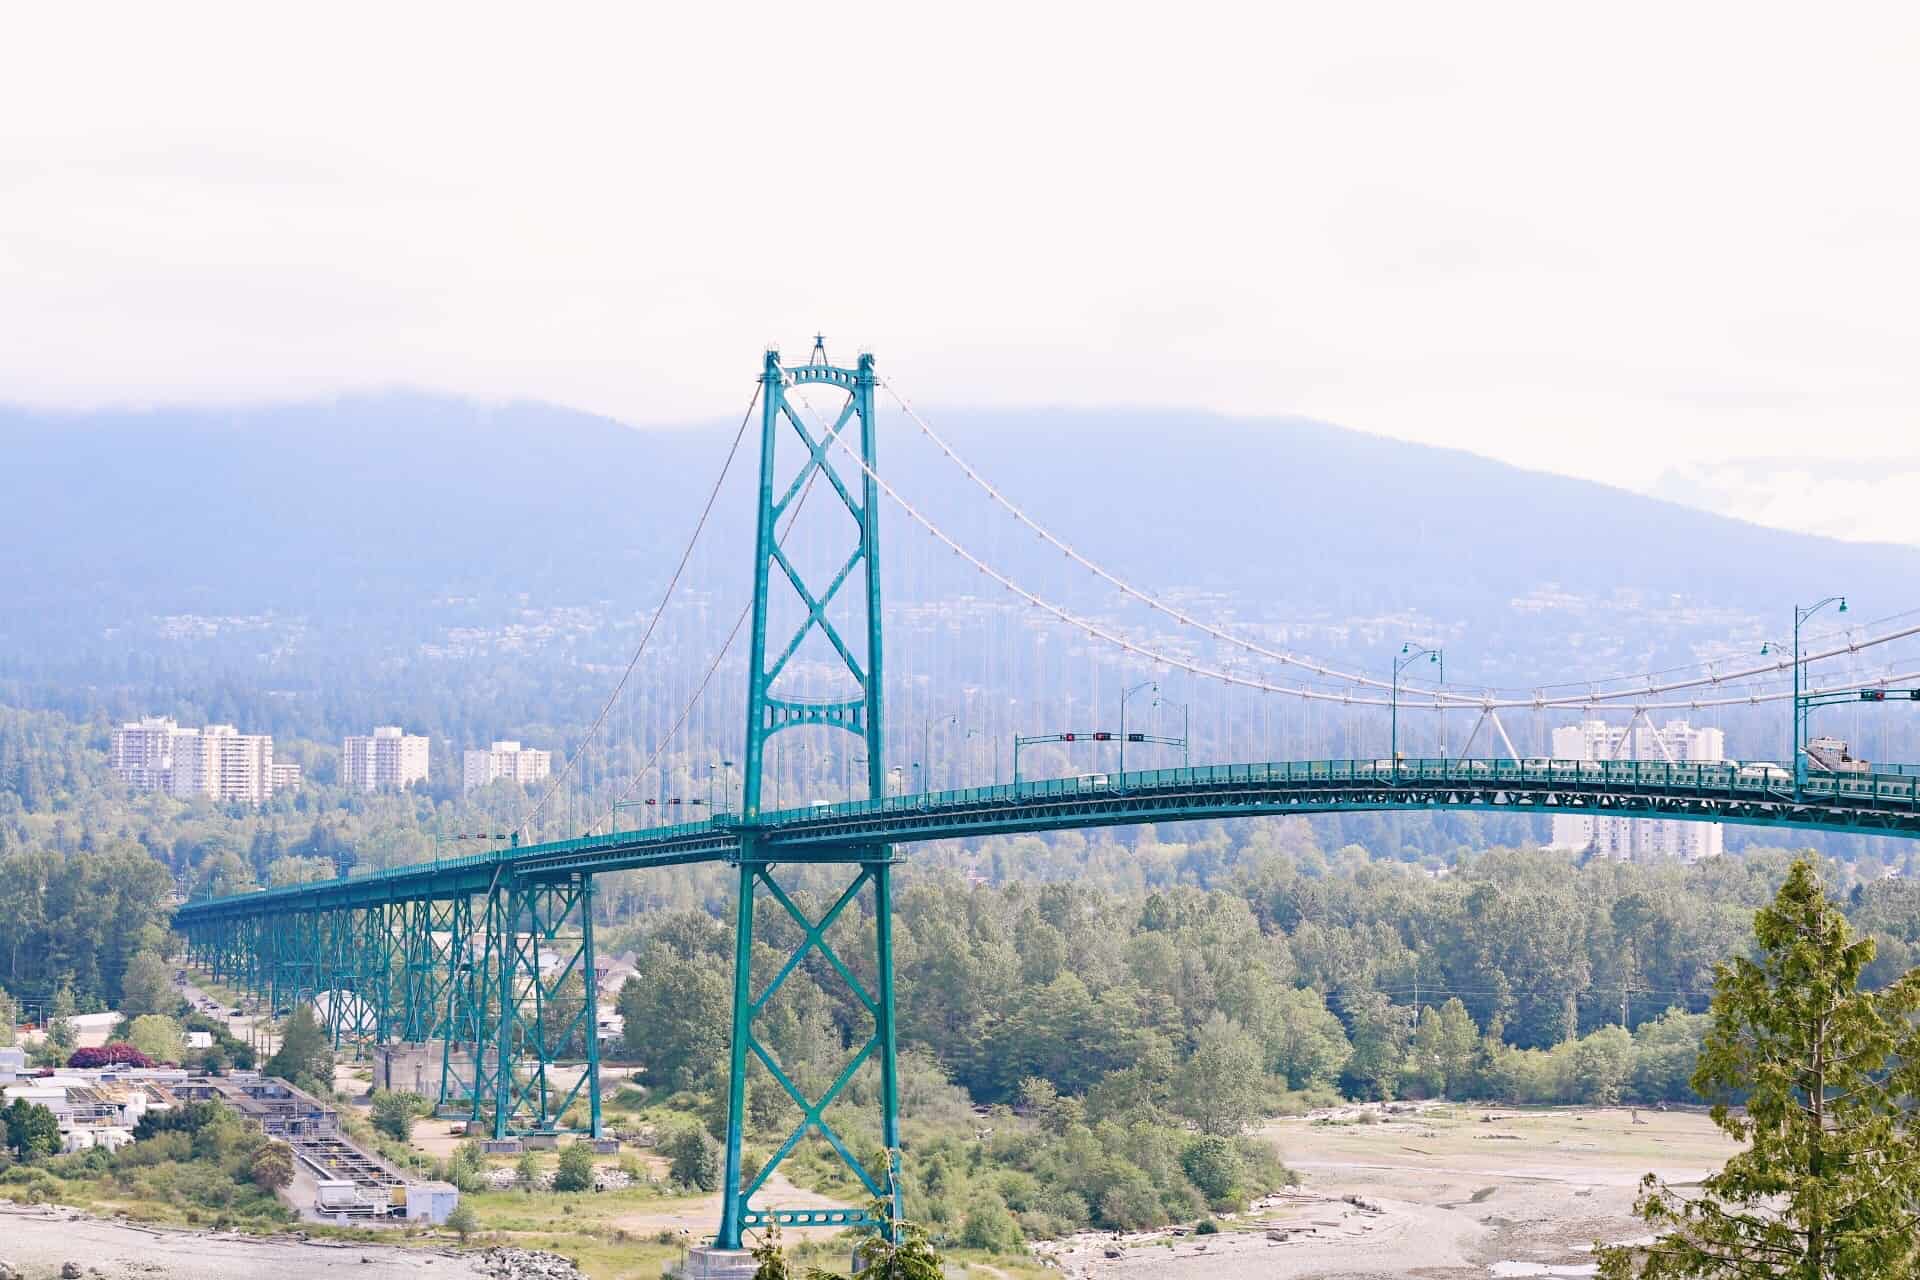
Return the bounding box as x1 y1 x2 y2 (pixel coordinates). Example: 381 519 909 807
0 1205 489 1280
607 1169 848 1234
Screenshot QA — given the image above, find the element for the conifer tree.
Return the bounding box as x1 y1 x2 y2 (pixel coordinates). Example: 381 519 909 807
1599 860 1920 1279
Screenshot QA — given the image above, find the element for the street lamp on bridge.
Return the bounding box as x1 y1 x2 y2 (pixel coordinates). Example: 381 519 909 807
1393 644 1443 783
1120 681 1157 780
1761 595 1846 800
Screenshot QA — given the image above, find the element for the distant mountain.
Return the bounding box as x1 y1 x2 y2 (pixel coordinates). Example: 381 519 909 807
4 392 1915 649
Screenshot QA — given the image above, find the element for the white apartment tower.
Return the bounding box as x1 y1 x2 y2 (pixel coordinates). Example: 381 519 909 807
463 741 552 792
1549 719 1726 861
109 717 181 792
342 726 430 792
110 717 277 806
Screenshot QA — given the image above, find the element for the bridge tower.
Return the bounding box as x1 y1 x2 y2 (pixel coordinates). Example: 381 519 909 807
715 343 898 1247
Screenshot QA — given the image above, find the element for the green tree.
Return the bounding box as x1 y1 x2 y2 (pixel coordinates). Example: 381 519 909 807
552 1140 596 1192
1599 861 1920 1280
1265 986 1350 1090
46 984 77 1056
0 988 18 1046
264 1004 335 1090
1180 1134 1244 1205
616 962 728 1091
251 1140 295 1190
663 1123 721 1191
515 1150 540 1189
118 949 176 1019
126 1013 185 1064
805 1203 945 1280
1565 1025 1633 1106
370 1090 417 1142
2 1098 60 1159
752 1222 794 1280
1173 1013 1266 1136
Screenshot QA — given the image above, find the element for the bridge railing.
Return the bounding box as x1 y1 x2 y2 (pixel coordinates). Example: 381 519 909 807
762 756 1920 826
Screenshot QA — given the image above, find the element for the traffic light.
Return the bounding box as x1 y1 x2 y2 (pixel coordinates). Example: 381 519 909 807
1912 690 1920 701
1862 690 1887 701
1092 732 1112 741
1127 733 1146 742
1063 733 1077 742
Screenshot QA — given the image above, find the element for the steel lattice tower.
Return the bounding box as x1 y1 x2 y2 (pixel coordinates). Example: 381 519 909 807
718 343 899 1243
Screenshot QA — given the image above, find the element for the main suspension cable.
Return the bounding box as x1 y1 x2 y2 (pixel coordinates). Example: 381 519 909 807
877 376 1920 709
825 410 1920 712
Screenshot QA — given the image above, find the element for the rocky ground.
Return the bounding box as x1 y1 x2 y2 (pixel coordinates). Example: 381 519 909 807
1038 1104 1733 1280
0 1205 582 1280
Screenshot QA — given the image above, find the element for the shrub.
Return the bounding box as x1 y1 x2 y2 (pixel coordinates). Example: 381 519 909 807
1194 1218 1219 1235
960 1195 1025 1252
69 1043 155 1069
662 1124 721 1192
446 1201 479 1241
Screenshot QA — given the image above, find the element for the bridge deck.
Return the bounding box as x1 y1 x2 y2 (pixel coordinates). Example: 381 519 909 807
174 757 1920 923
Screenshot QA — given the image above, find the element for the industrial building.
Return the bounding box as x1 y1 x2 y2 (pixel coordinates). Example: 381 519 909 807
0 1065 458 1223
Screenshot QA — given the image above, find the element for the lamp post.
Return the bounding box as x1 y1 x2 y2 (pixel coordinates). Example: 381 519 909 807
1392 644 1443 783
923 716 956 791
963 727 997 786
1120 681 1157 780
1154 697 1190 767
1766 595 1847 800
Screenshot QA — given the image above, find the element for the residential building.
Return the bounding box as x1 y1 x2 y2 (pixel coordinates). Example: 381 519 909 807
111 717 278 806
462 740 552 792
1549 718 1725 861
272 762 304 792
342 726 430 792
171 725 275 806
109 716 182 791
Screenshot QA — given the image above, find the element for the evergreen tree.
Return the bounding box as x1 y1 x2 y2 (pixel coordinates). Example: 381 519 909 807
1599 861 1920 1279
264 1004 335 1090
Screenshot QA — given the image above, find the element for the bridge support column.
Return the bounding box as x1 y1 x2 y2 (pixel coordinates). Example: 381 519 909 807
476 874 600 1138
714 846 900 1247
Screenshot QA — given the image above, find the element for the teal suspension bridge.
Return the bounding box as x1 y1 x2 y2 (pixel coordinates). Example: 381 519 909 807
174 346 1920 1247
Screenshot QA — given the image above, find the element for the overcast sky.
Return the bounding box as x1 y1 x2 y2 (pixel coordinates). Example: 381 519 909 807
4 4 1917 542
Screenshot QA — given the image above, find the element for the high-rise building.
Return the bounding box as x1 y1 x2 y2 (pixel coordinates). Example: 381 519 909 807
110 717 184 792
463 741 552 792
342 726 430 792
110 717 278 806
1548 719 1725 861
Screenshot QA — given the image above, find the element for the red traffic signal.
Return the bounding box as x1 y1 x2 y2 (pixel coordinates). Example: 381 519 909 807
1063 733 1077 741
1092 732 1112 741
1863 690 1888 701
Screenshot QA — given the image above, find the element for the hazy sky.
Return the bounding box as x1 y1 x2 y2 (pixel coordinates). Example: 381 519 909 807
5 5 1918 541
